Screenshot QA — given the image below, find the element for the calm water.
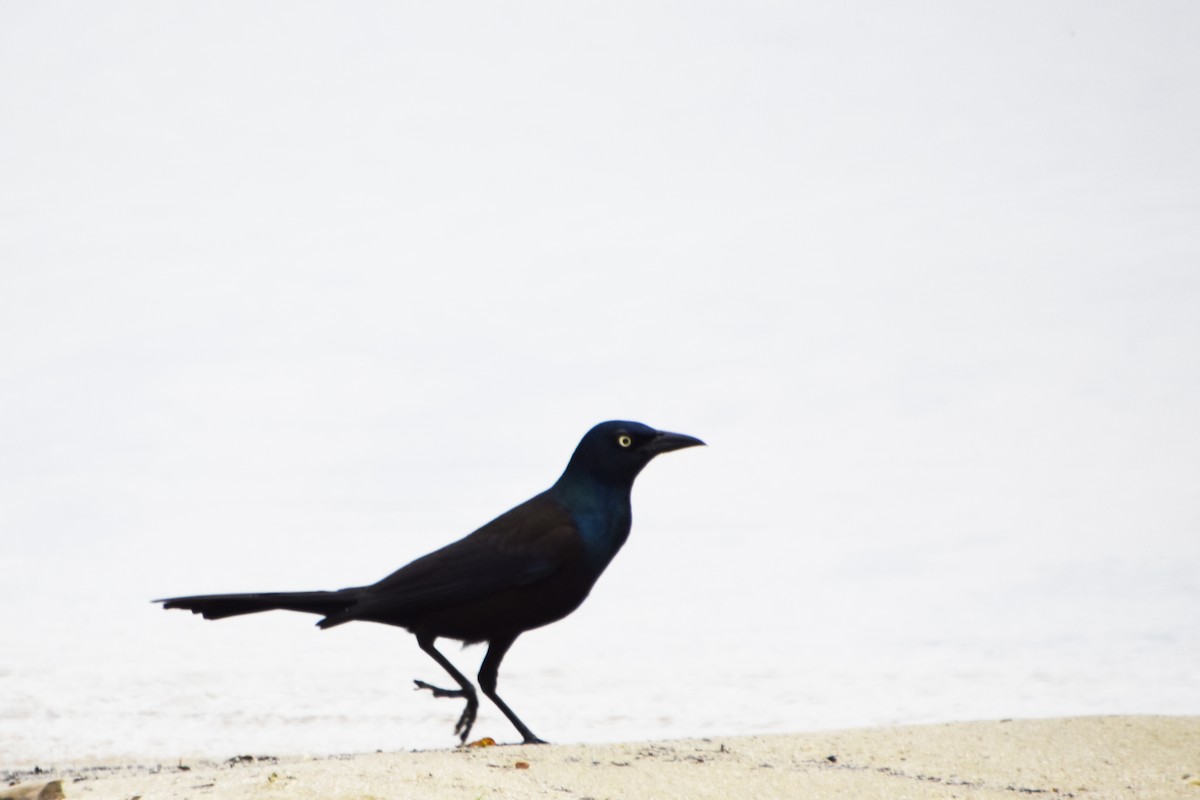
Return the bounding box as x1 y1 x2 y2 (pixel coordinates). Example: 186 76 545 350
4 0 1200 773
3 528 1197 769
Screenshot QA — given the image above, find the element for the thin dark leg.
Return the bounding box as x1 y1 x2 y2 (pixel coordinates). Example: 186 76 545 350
477 635 547 745
413 633 479 743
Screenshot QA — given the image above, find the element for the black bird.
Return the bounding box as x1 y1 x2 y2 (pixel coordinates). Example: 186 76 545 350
158 420 703 745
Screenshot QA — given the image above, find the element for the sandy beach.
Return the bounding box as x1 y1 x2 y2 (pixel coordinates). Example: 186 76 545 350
6 716 1198 800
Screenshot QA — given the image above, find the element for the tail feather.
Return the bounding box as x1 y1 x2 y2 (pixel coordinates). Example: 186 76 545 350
157 590 360 622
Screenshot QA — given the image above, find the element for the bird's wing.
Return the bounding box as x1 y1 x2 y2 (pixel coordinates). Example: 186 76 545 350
333 491 582 622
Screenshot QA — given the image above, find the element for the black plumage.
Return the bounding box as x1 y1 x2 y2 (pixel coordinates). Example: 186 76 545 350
158 420 703 744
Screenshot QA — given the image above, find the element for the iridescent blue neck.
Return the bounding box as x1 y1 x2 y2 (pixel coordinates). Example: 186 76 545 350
550 476 633 571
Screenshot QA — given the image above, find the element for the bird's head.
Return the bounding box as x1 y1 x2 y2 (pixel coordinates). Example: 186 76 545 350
558 420 705 488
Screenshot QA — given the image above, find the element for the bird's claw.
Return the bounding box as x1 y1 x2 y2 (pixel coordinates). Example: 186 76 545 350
414 679 479 742
454 702 478 741
413 679 464 699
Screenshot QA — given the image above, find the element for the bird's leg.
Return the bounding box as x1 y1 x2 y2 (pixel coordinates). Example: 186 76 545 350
478 636 547 745
414 633 479 743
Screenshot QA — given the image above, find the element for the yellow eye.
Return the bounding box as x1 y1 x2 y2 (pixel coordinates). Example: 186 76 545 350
617 434 633 448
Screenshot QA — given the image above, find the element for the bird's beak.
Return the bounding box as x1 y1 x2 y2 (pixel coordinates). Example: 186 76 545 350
645 430 706 454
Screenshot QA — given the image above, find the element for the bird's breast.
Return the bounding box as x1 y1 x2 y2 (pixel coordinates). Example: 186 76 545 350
570 504 632 572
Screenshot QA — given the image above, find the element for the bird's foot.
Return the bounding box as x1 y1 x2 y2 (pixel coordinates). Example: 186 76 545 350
414 679 479 743
413 679 466 699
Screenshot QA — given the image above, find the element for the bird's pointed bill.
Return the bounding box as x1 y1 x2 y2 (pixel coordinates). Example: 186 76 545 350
644 430 706 453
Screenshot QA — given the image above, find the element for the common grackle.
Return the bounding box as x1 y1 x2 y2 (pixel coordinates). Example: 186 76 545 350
158 420 703 745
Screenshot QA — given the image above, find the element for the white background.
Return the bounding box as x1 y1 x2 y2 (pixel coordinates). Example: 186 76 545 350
2 1 1198 765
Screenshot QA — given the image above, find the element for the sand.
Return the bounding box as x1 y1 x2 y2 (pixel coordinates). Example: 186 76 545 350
6 716 1199 800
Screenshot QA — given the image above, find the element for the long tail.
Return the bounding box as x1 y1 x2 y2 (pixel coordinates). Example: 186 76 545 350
157 589 361 622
